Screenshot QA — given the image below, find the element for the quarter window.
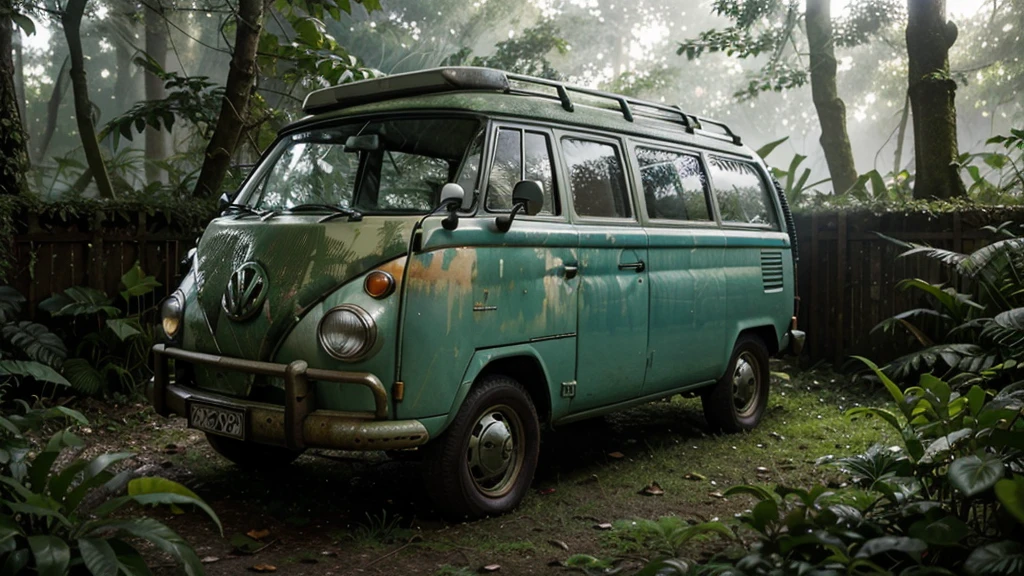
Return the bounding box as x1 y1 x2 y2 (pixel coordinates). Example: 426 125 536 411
636 147 711 221
486 128 557 215
707 156 778 227
563 138 632 219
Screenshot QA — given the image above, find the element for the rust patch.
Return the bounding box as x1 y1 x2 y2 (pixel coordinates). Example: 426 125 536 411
376 256 407 286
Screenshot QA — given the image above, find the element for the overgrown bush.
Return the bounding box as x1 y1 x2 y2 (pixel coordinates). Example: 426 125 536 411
0 396 220 574
873 222 1024 388
0 287 69 391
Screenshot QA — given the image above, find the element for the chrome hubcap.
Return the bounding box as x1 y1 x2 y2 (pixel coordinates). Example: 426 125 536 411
467 407 522 497
732 352 760 417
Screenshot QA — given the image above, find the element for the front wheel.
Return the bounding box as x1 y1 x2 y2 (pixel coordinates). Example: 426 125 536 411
205 433 305 469
702 335 770 433
422 375 540 521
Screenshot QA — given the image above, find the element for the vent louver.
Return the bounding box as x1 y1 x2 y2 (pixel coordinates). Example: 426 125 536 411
761 250 784 292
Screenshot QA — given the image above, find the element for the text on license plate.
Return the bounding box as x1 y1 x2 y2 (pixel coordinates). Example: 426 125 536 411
189 402 245 440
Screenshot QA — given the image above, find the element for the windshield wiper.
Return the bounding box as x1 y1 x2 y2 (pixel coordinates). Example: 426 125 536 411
222 203 276 220
285 203 363 223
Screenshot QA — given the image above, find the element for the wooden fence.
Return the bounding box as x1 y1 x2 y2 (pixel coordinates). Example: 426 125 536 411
793 208 1023 365
8 207 1022 363
10 211 199 319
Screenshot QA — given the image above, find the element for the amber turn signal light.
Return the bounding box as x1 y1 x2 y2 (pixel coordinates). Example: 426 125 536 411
364 271 395 299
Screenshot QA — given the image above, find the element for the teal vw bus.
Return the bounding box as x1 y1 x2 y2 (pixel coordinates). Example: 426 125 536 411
150 67 803 519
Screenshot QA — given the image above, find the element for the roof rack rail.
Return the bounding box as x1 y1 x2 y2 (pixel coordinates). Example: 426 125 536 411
301 67 742 146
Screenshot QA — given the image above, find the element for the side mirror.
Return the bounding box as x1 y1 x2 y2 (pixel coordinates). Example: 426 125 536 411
218 192 232 214
439 183 465 231
496 180 544 232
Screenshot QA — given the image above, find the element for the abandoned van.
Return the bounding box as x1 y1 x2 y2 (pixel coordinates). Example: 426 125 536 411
149 67 803 519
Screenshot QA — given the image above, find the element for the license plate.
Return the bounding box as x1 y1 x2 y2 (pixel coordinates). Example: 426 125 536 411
188 401 246 440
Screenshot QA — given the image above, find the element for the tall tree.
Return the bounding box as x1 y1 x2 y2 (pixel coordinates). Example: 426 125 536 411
192 0 265 197
906 0 966 199
63 0 115 198
0 11 29 195
144 0 169 183
806 0 857 193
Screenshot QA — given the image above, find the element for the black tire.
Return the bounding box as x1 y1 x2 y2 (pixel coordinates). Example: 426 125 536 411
702 335 770 433
205 433 304 469
422 374 540 521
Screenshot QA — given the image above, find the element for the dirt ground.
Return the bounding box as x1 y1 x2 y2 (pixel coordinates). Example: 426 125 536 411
67 364 889 575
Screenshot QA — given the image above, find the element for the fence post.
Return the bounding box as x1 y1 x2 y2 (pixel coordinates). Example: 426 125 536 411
953 211 962 255
834 213 847 366
809 213 819 360
89 211 105 292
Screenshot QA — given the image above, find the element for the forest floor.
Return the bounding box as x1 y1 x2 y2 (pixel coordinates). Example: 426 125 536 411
70 360 891 575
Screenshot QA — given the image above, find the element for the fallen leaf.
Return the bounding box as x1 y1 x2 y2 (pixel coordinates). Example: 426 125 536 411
639 482 665 496
320 551 338 557
479 564 501 572
594 523 613 530
548 540 569 551
709 491 725 499
249 565 276 573
756 466 770 474
229 533 264 554
246 529 270 540
537 487 556 495
608 451 624 459
683 472 706 481
200 557 220 564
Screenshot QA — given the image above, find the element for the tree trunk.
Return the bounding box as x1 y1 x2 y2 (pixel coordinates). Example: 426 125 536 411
805 0 858 194
894 92 911 174
144 0 169 184
0 14 29 195
12 19 25 129
63 0 115 198
193 0 265 198
907 0 966 199
35 56 71 163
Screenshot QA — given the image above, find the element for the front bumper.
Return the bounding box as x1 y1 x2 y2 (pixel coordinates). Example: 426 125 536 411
150 344 429 451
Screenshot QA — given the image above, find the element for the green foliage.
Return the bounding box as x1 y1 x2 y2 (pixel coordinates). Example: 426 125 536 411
756 137 831 205
873 224 1024 384
0 400 220 575
606 517 734 558
41 264 161 398
0 288 68 389
467 20 568 80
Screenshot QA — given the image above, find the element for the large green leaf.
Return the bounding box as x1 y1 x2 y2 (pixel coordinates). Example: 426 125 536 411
1 321 67 367
86 518 203 576
965 541 1024 576
907 515 969 546
995 477 1024 525
79 538 119 576
62 358 106 396
105 318 142 341
39 287 119 317
127 477 223 534
0 360 70 386
64 452 135 513
755 136 788 160
855 536 927 560
0 286 25 323
949 454 1005 497
994 308 1024 332
26 535 70 576
119 264 161 302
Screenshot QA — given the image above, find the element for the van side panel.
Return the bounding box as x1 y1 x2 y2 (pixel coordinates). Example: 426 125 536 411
642 228 729 393
721 231 794 365
396 218 579 422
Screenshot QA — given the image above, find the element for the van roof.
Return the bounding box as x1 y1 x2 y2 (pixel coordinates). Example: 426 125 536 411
294 67 756 158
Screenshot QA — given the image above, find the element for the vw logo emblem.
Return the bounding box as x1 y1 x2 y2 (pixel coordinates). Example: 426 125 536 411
222 261 268 321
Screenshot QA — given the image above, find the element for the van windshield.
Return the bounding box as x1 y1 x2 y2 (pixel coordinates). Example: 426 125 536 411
243 117 483 214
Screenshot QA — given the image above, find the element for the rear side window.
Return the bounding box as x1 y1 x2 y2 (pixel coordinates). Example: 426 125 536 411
563 138 632 219
707 156 778 227
486 128 557 215
636 147 711 221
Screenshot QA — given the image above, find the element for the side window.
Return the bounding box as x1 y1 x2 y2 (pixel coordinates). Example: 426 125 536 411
707 156 778 227
485 128 558 215
377 151 448 210
636 147 711 221
563 138 632 219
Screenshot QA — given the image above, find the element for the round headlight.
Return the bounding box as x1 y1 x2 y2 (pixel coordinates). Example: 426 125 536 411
161 291 184 339
318 305 377 361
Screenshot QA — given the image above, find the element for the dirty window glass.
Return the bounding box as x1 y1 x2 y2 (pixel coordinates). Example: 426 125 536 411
707 156 778 227
378 152 449 210
563 138 632 219
636 147 711 221
486 130 557 215
245 117 481 214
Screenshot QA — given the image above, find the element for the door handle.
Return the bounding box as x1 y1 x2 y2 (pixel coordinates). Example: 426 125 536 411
618 260 645 273
563 264 579 280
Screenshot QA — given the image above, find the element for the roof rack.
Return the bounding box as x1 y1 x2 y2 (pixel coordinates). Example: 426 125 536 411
302 67 741 146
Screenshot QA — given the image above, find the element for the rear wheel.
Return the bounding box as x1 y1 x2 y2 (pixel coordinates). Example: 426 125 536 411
423 375 540 521
702 335 770 433
205 433 304 469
